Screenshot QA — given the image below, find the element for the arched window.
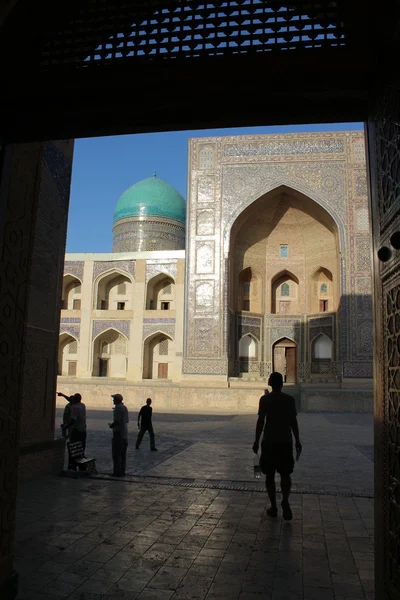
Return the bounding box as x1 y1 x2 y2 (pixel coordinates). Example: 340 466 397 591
271 271 299 314
311 267 333 313
146 274 175 310
312 334 333 360
281 283 290 297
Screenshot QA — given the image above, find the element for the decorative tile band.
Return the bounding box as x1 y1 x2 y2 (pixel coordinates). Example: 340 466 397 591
60 324 80 340
343 361 373 378
92 319 130 340
60 317 81 323
182 358 227 375
93 261 136 280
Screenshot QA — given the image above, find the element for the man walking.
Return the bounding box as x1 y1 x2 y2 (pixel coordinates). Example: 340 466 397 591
252 372 302 521
136 398 157 451
109 393 129 477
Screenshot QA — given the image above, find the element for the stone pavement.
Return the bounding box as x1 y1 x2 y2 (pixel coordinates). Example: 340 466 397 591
15 411 375 600
15 475 374 600
60 410 374 496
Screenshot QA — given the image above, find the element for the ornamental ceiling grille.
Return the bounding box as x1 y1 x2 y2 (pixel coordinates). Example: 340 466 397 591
39 0 347 70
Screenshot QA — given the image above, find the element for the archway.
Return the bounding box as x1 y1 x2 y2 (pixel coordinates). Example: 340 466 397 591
238 334 259 374
95 270 134 310
311 267 334 313
272 338 297 384
146 274 175 310
92 329 128 377
62 275 82 310
271 270 300 314
142 332 174 379
58 333 78 376
237 267 261 312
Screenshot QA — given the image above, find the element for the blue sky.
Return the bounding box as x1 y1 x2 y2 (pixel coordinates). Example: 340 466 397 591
66 122 363 253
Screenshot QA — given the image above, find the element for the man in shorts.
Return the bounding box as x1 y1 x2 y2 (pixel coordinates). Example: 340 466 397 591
252 372 302 520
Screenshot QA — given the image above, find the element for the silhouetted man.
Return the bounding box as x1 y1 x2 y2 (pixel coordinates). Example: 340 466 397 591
109 393 129 477
60 392 87 470
253 372 302 520
136 398 157 451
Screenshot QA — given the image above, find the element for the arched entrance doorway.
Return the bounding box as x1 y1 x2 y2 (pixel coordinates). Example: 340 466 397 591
272 338 297 384
58 333 78 376
92 329 128 378
142 333 174 380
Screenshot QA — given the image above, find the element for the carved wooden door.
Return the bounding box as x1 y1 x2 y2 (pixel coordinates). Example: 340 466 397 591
285 347 297 384
367 85 400 599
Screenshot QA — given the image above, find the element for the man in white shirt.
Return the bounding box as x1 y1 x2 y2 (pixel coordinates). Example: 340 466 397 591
109 393 129 477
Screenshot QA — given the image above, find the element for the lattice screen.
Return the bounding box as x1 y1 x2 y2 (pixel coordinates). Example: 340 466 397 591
159 337 169 355
39 0 347 70
68 340 78 354
74 284 82 294
162 283 172 295
117 282 127 295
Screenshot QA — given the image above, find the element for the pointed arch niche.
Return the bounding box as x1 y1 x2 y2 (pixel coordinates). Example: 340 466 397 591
146 274 175 310
142 332 175 379
58 333 78 376
62 275 82 310
92 329 128 377
310 267 334 313
95 270 134 310
237 267 261 312
271 270 299 314
228 184 340 318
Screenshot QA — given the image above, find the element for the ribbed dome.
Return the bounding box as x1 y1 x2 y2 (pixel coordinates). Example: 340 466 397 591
113 176 186 224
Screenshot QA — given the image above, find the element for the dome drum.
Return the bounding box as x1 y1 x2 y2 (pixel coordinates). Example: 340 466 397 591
113 217 185 252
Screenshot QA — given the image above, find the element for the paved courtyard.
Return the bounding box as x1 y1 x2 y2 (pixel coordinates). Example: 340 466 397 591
59 409 374 496
14 411 375 600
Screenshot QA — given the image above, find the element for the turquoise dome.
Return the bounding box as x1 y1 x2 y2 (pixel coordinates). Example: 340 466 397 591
113 176 186 224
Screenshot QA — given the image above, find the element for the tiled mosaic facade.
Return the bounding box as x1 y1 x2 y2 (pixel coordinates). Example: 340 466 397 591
92 319 130 340
184 132 373 379
93 260 136 280
113 217 185 252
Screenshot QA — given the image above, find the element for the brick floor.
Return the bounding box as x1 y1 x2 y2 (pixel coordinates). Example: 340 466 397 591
15 477 374 600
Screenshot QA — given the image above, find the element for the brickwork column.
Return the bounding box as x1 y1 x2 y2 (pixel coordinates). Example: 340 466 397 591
0 140 74 599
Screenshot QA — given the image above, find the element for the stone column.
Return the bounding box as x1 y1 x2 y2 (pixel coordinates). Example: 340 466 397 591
128 259 145 381
0 140 73 599
78 261 95 377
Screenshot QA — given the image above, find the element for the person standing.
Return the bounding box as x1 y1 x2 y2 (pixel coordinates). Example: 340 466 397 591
60 393 87 470
58 392 74 439
109 393 129 477
136 398 157 451
252 372 302 521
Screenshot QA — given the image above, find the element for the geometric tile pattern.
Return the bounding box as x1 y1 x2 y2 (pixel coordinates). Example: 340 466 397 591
93 260 136 281
63 260 84 281
384 282 400 592
92 319 130 340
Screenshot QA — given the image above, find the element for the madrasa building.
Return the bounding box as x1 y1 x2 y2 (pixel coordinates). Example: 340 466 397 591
57 131 373 412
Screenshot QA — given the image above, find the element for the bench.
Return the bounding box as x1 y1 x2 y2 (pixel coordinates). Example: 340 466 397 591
67 441 97 474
